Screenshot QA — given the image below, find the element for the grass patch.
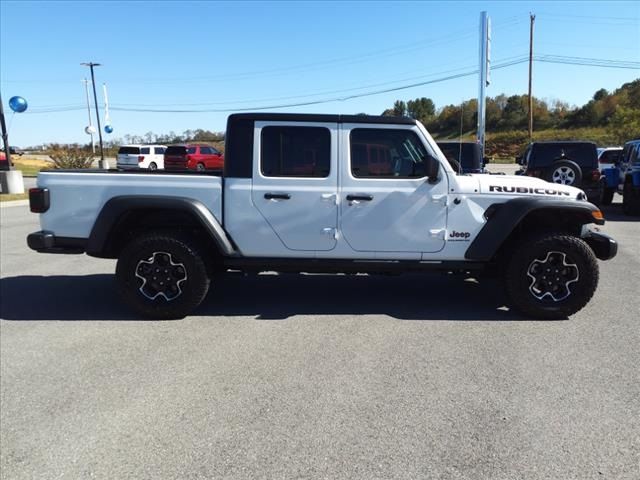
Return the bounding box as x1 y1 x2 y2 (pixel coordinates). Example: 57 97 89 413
11 156 52 177
0 192 28 202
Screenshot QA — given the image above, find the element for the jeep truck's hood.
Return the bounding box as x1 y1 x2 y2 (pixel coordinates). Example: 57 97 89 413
455 174 584 199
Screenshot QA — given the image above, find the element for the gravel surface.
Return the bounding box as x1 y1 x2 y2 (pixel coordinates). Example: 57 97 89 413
1 201 638 480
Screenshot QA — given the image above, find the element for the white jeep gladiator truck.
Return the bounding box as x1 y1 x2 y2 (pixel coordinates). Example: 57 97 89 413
27 113 617 319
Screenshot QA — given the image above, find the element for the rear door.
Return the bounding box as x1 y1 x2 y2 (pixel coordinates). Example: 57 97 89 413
251 121 338 252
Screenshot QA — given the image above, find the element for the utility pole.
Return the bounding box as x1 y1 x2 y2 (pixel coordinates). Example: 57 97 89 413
81 62 107 168
528 13 536 142
0 92 12 170
477 11 491 158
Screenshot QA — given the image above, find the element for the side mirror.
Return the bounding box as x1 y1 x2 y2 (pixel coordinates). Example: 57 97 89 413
426 155 440 183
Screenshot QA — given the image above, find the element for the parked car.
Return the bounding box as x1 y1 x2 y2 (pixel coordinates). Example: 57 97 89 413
164 144 224 172
436 141 489 173
9 146 24 156
117 145 166 170
601 139 640 213
597 146 623 173
517 141 602 204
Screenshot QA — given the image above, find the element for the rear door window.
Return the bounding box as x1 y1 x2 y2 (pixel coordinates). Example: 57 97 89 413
140 147 150 155
187 147 197 154
154 147 166 155
261 126 330 178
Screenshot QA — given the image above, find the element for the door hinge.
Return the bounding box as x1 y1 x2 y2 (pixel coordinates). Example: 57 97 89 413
321 193 339 205
322 227 339 239
430 194 448 205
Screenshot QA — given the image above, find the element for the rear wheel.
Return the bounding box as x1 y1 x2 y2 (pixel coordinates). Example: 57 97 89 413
505 234 598 319
196 163 206 172
116 232 210 319
148 162 157 171
547 160 582 186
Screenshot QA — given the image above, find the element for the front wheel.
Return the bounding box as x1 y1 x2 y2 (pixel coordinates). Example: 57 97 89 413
505 234 598 319
116 233 210 319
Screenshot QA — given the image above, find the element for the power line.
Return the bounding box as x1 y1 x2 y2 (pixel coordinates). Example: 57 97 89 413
23 55 639 115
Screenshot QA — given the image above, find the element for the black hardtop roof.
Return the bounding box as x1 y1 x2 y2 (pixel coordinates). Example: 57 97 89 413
530 141 597 146
228 113 417 126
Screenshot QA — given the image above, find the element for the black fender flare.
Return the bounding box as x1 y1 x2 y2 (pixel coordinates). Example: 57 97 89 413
465 198 603 261
86 195 236 258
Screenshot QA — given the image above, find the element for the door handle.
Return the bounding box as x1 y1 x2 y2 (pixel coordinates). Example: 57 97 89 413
346 194 373 202
264 193 291 200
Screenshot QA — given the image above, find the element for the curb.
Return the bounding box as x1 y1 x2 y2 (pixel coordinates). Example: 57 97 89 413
0 200 29 208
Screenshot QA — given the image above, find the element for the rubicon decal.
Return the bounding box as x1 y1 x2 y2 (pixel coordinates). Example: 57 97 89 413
449 230 471 242
489 185 571 196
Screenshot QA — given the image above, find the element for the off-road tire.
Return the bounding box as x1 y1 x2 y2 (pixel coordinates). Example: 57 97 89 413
622 181 640 216
546 159 582 186
505 234 598 319
116 232 210 319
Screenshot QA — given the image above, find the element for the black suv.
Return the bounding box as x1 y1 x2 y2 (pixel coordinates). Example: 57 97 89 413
517 141 602 203
436 141 489 173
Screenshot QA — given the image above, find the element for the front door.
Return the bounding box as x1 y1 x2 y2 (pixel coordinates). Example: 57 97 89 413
251 121 339 252
339 124 447 256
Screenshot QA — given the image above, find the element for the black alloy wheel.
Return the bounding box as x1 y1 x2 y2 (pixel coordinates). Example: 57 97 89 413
116 233 210 319
505 234 598 319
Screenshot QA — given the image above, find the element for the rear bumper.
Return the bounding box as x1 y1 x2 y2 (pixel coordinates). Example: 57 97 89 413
582 230 617 261
27 231 86 254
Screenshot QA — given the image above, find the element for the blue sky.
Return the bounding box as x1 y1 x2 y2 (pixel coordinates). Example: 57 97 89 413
1 0 638 147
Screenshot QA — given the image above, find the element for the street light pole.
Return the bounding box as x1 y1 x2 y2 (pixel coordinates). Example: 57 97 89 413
81 62 107 168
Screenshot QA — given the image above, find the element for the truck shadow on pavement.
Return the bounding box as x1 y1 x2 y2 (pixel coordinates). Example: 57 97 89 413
0 273 547 321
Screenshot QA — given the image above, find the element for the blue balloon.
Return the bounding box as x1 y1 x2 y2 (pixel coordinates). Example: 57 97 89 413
104 124 113 134
8 96 28 113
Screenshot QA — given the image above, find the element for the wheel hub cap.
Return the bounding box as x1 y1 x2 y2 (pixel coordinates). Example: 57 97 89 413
552 167 576 185
527 251 579 302
135 251 187 301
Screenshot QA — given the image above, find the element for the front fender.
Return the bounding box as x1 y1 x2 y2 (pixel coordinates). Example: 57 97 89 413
465 198 604 261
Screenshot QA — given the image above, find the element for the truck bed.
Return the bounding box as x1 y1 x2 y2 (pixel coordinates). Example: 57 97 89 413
36 169 223 239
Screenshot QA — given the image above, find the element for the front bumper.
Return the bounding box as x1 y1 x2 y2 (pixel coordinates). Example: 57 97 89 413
582 230 617 260
27 231 86 254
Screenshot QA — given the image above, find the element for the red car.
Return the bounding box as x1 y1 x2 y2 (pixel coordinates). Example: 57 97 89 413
164 144 224 172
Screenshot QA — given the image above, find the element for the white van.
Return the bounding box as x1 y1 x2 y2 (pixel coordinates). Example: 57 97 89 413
117 145 167 170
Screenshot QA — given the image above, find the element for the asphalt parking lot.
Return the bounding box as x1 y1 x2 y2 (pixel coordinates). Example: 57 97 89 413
1 194 639 479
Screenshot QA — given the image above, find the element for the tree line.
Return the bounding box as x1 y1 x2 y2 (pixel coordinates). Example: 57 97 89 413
381 78 640 142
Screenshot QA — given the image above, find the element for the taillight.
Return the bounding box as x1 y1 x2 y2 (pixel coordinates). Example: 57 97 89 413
29 188 50 213
138 155 145 163
591 169 601 181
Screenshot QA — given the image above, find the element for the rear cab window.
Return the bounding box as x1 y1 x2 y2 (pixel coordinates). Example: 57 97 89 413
165 146 187 155
118 147 140 155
